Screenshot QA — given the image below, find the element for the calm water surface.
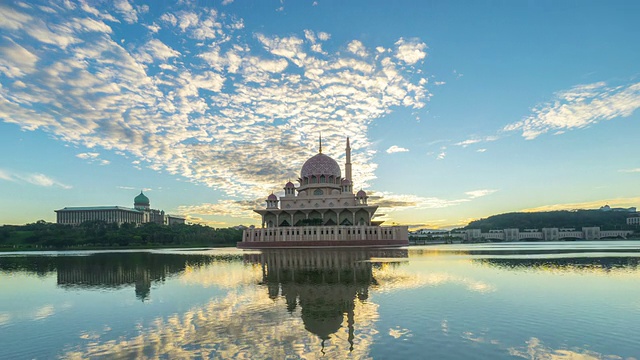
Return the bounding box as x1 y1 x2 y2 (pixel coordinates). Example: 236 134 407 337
1 242 639 359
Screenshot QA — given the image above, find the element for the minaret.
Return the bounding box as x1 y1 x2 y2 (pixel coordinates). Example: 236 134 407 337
345 137 352 182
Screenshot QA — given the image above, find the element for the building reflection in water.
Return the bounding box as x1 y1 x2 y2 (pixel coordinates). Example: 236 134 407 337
476 255 640 273
245 248 408 351
0 253 233 301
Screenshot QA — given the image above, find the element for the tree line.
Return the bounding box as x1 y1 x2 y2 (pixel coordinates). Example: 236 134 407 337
464 210 638 232
0 220 243 250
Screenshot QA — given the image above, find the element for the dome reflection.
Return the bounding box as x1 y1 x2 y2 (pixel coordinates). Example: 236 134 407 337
245 248 407 348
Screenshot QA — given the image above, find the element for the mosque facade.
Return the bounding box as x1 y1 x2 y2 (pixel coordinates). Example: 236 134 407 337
55 192 185 226
239 138 408 248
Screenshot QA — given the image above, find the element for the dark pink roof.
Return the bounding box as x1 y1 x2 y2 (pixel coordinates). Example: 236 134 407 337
301 153 341 179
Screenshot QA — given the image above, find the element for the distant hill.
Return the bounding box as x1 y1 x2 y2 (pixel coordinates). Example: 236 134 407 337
464 210 636 232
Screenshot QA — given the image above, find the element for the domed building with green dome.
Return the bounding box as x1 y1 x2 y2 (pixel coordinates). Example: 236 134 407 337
55 191 185 226
240 137 408 248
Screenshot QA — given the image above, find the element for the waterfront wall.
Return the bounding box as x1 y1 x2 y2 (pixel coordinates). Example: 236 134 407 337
242 225 408 244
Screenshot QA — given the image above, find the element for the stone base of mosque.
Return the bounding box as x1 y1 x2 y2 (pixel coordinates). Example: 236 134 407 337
238 225 409 249
237 239 408 249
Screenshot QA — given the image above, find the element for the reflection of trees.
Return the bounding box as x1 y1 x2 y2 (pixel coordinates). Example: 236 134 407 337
476 256 640 273
0 253 238 301
245 249 407 350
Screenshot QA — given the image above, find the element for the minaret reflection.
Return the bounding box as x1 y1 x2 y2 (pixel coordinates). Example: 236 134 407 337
246 248 408 351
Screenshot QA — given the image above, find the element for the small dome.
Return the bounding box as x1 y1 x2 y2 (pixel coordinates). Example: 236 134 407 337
357 189 367 197
285 181 295 188
341 179 351 185
134 191 150 205
301 153 341 179
267 193 278 201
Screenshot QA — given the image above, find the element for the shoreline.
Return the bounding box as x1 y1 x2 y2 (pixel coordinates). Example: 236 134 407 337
0 243 237 252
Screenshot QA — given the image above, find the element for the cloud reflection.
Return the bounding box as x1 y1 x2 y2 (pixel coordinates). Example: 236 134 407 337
64 287 379 359
0 313 10 326
32 305 55 321
63 250 396 359
508 337 627 360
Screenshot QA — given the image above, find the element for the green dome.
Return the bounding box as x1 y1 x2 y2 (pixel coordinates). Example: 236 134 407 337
134 191 150 205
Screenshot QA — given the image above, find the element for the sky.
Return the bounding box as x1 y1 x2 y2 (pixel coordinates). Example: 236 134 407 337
1 0 639 229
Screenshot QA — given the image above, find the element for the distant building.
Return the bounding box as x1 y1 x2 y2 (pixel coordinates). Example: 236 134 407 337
627 213 640 226
55 191 185 226
460 227 631 242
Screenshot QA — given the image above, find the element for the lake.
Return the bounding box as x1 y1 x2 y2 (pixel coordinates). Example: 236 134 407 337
1 241 639 359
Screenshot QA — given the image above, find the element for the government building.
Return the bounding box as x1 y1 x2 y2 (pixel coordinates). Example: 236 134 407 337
55 192 185 226
239 138 408 248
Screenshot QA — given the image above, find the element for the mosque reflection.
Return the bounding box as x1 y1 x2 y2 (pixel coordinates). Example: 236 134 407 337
0 252 234 301
244 248 408 348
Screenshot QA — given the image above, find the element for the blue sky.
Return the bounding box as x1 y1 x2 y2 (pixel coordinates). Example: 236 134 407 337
1 0 639 228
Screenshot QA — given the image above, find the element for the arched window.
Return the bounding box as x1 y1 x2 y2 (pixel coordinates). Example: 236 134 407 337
320 175 326 183
311 176 317 184
314 189 323 196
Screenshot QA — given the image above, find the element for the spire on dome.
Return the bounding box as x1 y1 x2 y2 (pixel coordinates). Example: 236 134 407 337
319 133 322 154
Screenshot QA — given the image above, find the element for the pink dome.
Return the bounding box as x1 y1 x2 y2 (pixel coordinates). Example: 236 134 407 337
267 193 277 201
301 153 341 179
356 189 367 197
285 181 295 188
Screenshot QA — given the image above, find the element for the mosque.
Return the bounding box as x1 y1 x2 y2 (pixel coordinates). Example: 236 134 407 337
239 138 408 248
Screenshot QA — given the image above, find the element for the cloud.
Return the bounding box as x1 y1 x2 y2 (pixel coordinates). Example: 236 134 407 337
0 5 33 30
347 40 368 57
317 31 330 41
76 152 100 159
386 145 409 154
0 39 39 78
0 169 13 182
135 38 180 63
465 189 497 199
0 168 72 189
437 151 446 160
368 190 488 214
178 199 264 219
0 3 430 221
76 152 110 165
455 136 499 147
394 38 427 65
504 81 640 140
114 0 138 24
619 168 640 173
